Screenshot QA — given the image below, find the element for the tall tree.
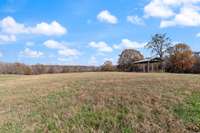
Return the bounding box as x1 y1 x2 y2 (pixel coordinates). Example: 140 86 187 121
169 43 195 73
146 33 172 59
118 49 144 71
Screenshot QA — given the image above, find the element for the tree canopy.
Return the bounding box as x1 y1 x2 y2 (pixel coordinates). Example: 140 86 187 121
169 43 195 73
118 49 144 71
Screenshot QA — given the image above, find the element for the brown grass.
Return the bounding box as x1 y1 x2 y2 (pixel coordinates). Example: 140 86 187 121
0 72 200 132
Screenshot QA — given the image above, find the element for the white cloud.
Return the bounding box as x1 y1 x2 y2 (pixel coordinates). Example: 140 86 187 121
127 16 145 25
26 41 35 46
144 0 200 28
0 52 2 57
160 6 200 28
196 32 200 37
113 39 146 49
31 21 66 36
89 39 145 53
0 16 28 34
44 40 65 49
58 49 79 57
89 41 113 52
97 10 118 24
160 20 176 28
20 48 43 58
0 34 16 44
44 40 79 57
0 16 67 36
144 0 175 18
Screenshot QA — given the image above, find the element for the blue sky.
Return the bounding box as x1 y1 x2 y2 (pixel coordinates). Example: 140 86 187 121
0 0 200 65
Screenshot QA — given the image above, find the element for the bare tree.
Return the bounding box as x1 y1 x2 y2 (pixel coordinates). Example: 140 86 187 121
146 33 172 59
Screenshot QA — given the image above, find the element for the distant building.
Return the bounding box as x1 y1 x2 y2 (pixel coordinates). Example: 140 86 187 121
133 57 163 72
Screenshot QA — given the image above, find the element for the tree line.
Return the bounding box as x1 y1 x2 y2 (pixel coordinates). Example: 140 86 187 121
0 63 99 75
0 33 200 74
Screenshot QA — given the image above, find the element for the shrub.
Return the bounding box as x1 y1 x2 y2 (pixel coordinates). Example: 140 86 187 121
101 61 115 71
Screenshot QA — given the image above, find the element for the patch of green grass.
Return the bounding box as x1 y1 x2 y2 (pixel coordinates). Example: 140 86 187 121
174 92 200 131
0 122 22 133
0 90 75 133
0 87 133 133
65 105 134 133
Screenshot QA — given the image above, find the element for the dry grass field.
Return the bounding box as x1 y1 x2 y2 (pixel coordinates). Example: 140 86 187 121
0 72 200 133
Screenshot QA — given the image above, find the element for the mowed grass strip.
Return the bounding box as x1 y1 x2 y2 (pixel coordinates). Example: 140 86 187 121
0 72 200 132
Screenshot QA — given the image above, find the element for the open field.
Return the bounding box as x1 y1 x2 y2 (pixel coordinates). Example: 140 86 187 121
0 72 200 133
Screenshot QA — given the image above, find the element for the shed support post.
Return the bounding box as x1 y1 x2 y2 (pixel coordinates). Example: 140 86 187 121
152 63 154 72
143 64 145 72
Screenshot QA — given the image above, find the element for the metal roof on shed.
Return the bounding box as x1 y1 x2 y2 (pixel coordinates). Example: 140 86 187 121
133 57 162 64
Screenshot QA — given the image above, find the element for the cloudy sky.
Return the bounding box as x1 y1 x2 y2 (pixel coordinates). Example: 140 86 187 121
0 0 200 65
